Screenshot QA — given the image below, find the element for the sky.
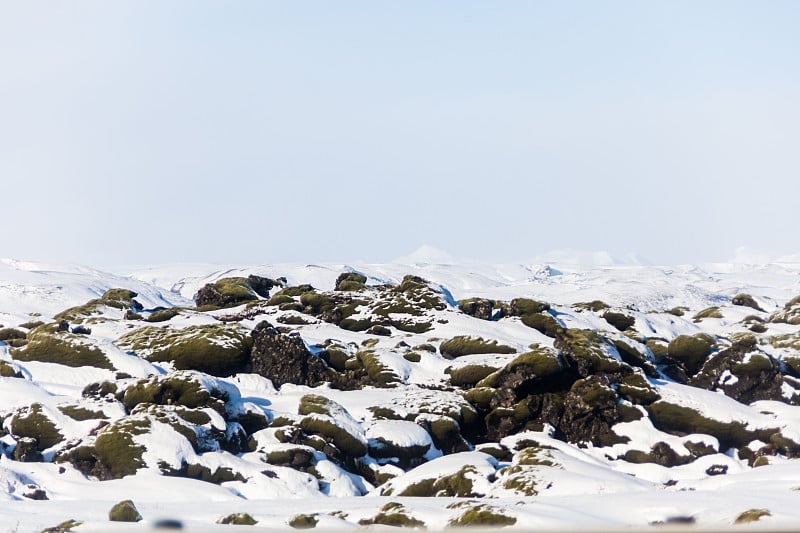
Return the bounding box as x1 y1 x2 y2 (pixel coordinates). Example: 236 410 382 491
1 1 799 267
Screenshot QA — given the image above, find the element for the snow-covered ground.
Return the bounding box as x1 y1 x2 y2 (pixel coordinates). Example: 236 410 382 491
2 255 800 531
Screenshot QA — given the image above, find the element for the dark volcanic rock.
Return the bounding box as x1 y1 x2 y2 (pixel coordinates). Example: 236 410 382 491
250 321 334 388
689 336 785 404
459 298 495 321
13 437 43 462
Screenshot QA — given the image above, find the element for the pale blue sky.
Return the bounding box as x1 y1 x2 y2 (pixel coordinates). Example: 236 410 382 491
1 1 798 266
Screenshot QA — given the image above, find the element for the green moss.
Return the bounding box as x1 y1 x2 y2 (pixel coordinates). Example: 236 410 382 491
603 312 635 332
360 509 425 529
288 514 317 529
277 314 313 325
218 513 258 525
0 328 27 341
693 306 723 321
117 324 251 376
439 336 516 358
448 505 517 528
367 324 392 336
618 374 660 404
647 401 771 450
9 404 63 450
300 291 335 314
94 419 149 478
500 465 539 496
734 509 770 524
357 350 400 387
122 374 226 412
267 294 295 306
646 338 669 360
298 394 335 416
299 417 366 457
18 320 45 330
506 345 563 377
732 354 774 377
520 313 563 337
144 308 181 323
557 329 623 373
464 387 496 410
447 364 499 387
668 334 713 374
668 307 687 316
0 360 21 378
58 405 107 421
403 352 422 363
108 499 142 522
574 300 609 312
55 289 140 322
768 295 800 325
510 298 550 315
11 329 112 370
195 277 258 310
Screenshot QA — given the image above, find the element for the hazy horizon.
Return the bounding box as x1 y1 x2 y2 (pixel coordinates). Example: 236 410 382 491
2 1 798 267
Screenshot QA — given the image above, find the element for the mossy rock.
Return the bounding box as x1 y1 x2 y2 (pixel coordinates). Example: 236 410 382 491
108 499 142 522
9 403 63 450
506 345 563 377
359 506 425 529
603 312 635 332
732 294 764 312
11 328 112 370
367 324 392 336
769 295 800 325
117 324 251 376
647 401 772 450
693 306 723 321
144 307 181 323
646 338 669 360
357 350 401 387
277 314 314 326
0 327 27 341
0 360 22 378
122 372 226 411
299 291 336 315
82 380 118 399
734 509 770 524
58 405 108 421
299 416 366 457
464 387 496 410
439 336 516 359
267 293 295 307
447 364 499 387
510 298 550 316
618 374 659 404
398 465 482 497
459 298 496 320
667 307 687 316
217 513 258 525
448 505 517 528
574 300 609 312
54 289 141 323
403 352 422 363
194 277 260 310
555 329 623 374
335 272 367 291
18 320 46 330
520 312 563 337
288 514 318 529
668 334 714 375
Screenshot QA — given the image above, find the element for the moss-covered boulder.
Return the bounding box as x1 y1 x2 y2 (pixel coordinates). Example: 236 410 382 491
520 312 563 337
297 395 367 458
108 500 142 522
122 371 230 412
555 329 625 376
769 295 800 325
335 272 367 292
693 306 723 321
0 360 22 378
195 275 277 310
439 336 516 359
57 418 149 480
117 324 252 376
288 514 318 529
359 503 426 529
603 311 635 332
54 288 142 323
448 504 516 528
732 294 764 312
459 298 496 321
8 403 63 451
447 364 499 387
667 334 715 376
11 326 112 370
0 328 27 342
366 420 433 468
219 513 258 525
510 298 550 316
